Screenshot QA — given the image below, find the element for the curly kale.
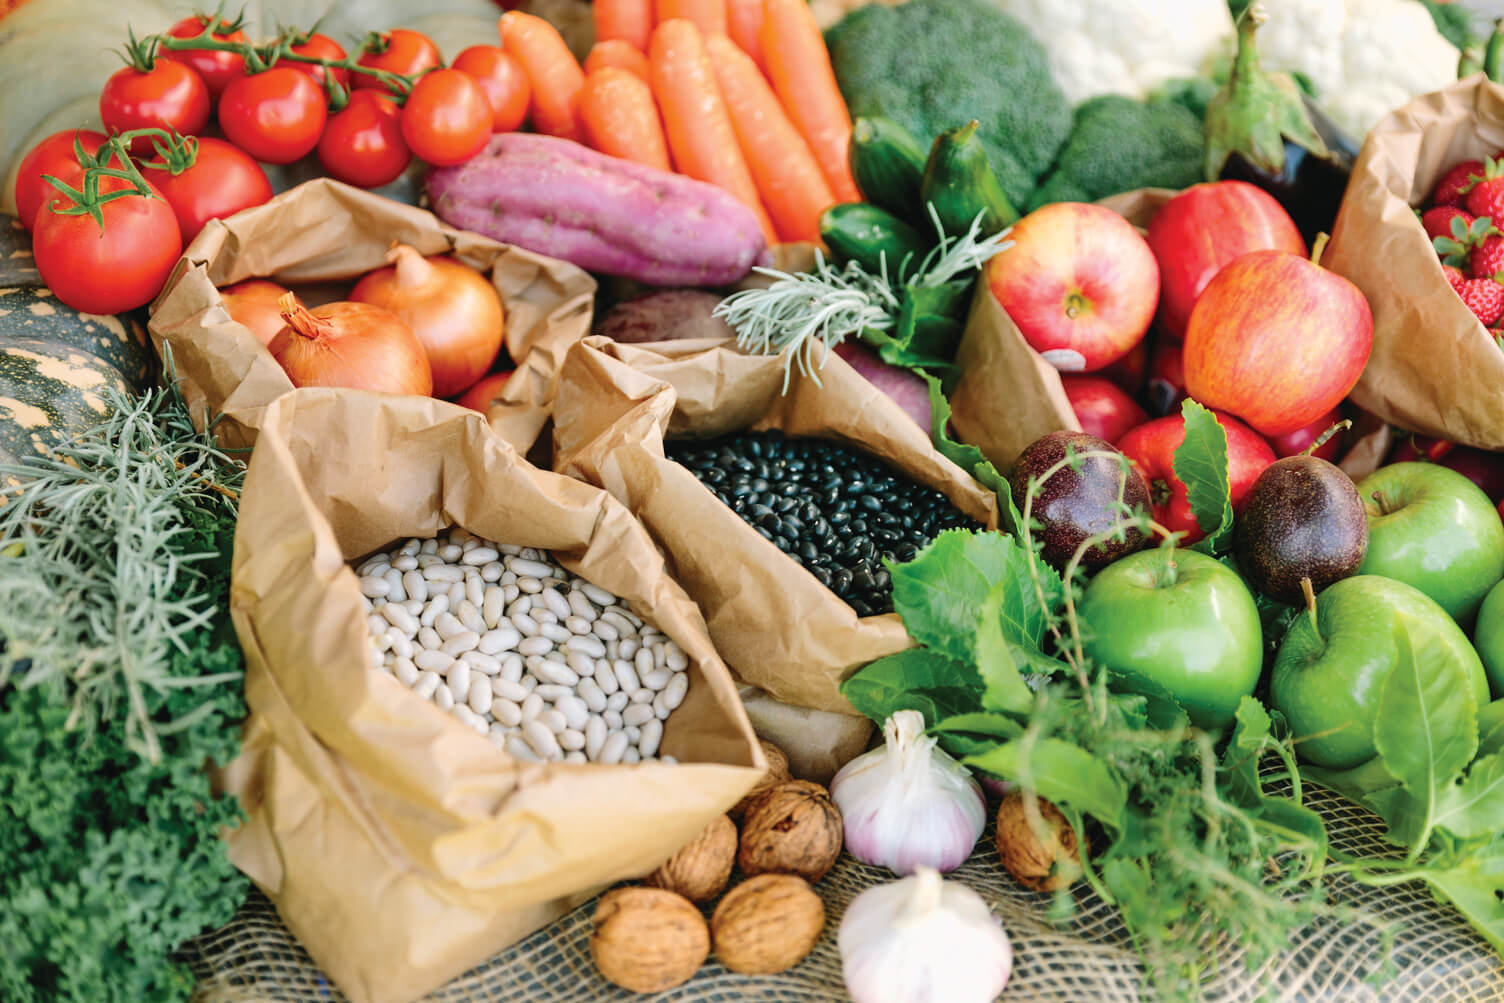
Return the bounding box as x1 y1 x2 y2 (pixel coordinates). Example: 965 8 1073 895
826 0 1072 212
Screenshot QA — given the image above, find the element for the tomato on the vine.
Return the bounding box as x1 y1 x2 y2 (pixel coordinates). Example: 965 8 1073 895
32 174 182 315
451 45 530 133
161 15 247 98
317 90 412 189
13 130 111 231
286 31 350 90
141 136 273 244
218 67 328 165
100 60 211 154
353 29 441 94
400 69 493 167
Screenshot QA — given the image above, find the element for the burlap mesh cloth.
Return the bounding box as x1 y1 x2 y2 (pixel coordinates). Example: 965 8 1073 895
186 770 1504 1002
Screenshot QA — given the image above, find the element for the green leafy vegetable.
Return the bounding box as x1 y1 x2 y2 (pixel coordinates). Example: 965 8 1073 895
841 647 981 728
966 734 1127 828
1172 398 1235 553
1434 752 1504 840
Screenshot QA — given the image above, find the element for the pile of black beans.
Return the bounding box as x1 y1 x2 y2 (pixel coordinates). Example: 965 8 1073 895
666 429 978 616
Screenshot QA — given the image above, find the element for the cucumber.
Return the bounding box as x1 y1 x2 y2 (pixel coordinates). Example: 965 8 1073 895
848 117 929 222
819 202 933 278
920 120 1019 239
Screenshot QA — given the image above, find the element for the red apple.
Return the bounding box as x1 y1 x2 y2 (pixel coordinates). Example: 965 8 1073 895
1147 181 1305 340
1062 375 1148 445
1267 406 1345 462
986 202 1159 373
453 370 513 413
1116 409 1276 543
1183 249 1373 438
1439 447 1504 504
1101 335 1149 397
1146 337 1187 417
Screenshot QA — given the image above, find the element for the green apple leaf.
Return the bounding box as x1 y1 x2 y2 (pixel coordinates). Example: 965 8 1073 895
1301 756 1401 803
1417 836 1504 957
1480 705 1504 760
1172 399 1236 554
1434 751 1504 840
840 648 981 726
932 711 1026 740
976 581 1040 715
966 736 1127 830
921 371 1026 537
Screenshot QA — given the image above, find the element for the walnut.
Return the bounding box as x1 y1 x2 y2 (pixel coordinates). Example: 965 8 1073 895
711 874 826 975
646 814 737 903
737 780 843 883
994 791 1088 893
730 739 793 820
589 887 709 993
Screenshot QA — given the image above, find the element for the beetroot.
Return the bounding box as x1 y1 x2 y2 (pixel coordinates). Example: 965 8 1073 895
833 341 932 432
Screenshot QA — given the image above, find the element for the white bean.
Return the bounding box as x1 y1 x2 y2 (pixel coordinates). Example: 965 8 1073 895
567 591 598 621
559 728 586 751
438 543 463 562
419 539 437 555
420 593 449 628
641 668 672 691
403 598 424 615
607 691 630 713
564 750 588 764
541 587 571 620
623 704 655 727
533 659 579 687
413 670 442 700
592 619 620 642
623 747 641 764
604 709 623 730
662 672 688 712
441 632 479 657
653 691 673 720
533 684 574 702
457 599 485 634
566 651 595 679
618 637 640 660
585 715 608 759
435 612 466 640
555 694 589 730
417 626 443 651
630 688 655 705
510 557 554 578
518 635 554 657
577 678 607 713
565 615 593 635
386 630 413 660
360 576 391 598
634 646 655 680
626 725 641 743
379 603 418 635
503 583 521 603
537 709 568 734
481 561 504 583
403 570 429 603
639 719 664 758
664 643 688 671
500 651 524 683
446 662 471 702
460 650 500 675
532 609 558 628
524 719 562 758
415 650 452 673
384 568 406 601
482 588 505 628
564 634 606 659
492 678 528 702
468 677 492 714
447 581 466 605
491 698 523 727
521 692 544 720
394 657 419 686
463 546 499 566
601 611 635 636
516 576 543 594
465 575 484 609
512 596 533 615
599 731 629 765
424 563 463 583
613 659 640 694
479 627 521 655
366 613 387 637
506 735 539 762
540 623 572 644
582 583 616 608
593 659 619 695
434 684 455 710
511 612 541 637
661 755 678 765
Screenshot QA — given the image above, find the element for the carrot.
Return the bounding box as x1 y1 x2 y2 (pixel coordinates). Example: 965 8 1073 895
758 0 860 203
649 19 777 244
593 0 653 52
654 0 727 37
725 0 765 66
499 11 586 142
577 68 672 172
585 39 652 81
704 33 833 244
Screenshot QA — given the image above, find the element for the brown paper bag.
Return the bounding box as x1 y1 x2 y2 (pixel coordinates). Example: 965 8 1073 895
220 387 763 1003
1326 74 1504 450
147 178 596 454
946 189 1176 472
551 336 1000 718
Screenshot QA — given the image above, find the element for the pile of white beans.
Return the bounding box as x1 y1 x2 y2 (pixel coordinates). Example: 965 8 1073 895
357 527 689 765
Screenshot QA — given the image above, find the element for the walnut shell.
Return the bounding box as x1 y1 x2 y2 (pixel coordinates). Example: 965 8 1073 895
711 874 826 975
737 780 843 883
590 887 709 993
646 814 737 903
994 791 1088 893
730 739 793 820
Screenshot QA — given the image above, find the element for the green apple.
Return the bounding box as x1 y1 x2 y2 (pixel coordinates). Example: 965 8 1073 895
1078 547 1262 731
1357 462 1504 627
1270 575 1489 770
1478 580 1504 697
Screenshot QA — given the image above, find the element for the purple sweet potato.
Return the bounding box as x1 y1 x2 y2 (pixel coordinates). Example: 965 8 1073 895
426 133 766 286
594 289 735 343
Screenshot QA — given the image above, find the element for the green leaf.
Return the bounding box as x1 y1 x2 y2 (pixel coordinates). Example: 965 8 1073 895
1249 796 1329 859
975 582 1036 714
1301 756 1400 803
840 648 981 725
966 736 1127 830
1434 752 1504 840
919 371 1025 536
1420 837 1504 957
1373 615 1479 803
1172 399 1235 552
932 711 1025 740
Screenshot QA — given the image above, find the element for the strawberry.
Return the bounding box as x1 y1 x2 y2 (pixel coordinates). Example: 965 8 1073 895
1443 264 1468 293
1457 277 1504 326
1467 159 1504 221
1423 205 1475 241
1433 213 1496 268
1433 159 1487 207
1475 233 1504 279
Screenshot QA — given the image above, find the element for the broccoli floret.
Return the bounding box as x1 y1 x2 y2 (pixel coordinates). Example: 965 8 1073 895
1026 95 1206 210
826 0 1072 212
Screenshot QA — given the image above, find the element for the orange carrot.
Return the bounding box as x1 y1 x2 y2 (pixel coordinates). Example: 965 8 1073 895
577 68 672 172
649 19 777 243
705 33 833 243
654 0 727 38
585 39 652 81
499 11 586 142
593 0 653 52
725 0 765 66
758 0 860 203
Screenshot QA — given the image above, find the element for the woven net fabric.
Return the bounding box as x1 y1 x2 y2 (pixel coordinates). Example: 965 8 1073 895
187 779 1504 1003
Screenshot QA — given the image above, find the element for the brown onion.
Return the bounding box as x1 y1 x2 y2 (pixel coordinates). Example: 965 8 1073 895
349 244 505 397
221 278 296 346
453 369 514 413
268 293 433 396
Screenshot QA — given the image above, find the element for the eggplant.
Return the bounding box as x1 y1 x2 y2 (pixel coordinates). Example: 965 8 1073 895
1204 6 1357 247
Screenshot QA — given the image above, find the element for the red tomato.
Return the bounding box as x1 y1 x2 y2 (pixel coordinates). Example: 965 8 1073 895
141 137 272 245
353 29 442 94
316 90 411 188
401 69 493 167
99 60 211 154
13 130 110 231
32 174 182 315
161 16 247 98
286 32 350 90
218 67 328 164
451 45 530 133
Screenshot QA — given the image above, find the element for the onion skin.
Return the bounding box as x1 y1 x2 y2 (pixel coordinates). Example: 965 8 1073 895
350 244 505 397
268 294 433 396
453 369 514 413
220 279 296 346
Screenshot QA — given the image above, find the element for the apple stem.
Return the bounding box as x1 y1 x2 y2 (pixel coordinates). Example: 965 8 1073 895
1369 490 1394 516
1302 419 1353 457
1310 232 1330 268
1301 576 1322 646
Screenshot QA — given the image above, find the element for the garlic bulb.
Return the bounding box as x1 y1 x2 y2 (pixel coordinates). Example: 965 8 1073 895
829 709 986 874
838 867 1012 1003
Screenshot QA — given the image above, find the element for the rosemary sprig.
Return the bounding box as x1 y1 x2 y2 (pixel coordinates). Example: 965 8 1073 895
0 368 246 763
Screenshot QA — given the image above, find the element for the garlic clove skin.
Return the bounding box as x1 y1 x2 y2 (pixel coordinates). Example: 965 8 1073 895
830 709 987 875
838 866 1012 1003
